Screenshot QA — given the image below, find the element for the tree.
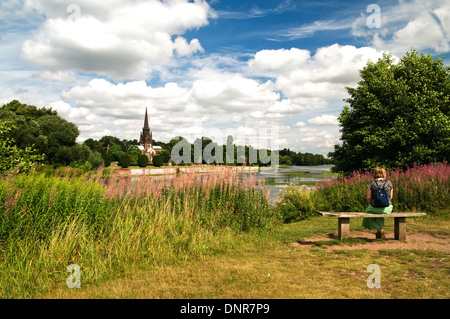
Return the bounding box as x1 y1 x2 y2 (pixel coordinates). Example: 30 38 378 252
137 155 149 167
152 155 163 167
98 135 121 154
0 121 44 174
329 50 450 174
83 138 98 151
88 151 104 169
118 153 131 168
102 153 113 167
109 144 125 161
0 101 54 152
0 101 87 167
1 99 56 120
35 115 80 165
159 149 171 163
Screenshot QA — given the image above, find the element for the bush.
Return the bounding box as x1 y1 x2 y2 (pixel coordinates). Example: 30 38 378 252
152 155 163 167
102 153 113 167
277 186 317 223
137 155 149 167
118 153 131 168
88 151 103 169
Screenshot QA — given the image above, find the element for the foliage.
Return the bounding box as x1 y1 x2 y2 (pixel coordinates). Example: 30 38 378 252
0 100 82 167
118 153 131 168
276 185 317 222
88 151 104 169
158 148 171 163
0 166 276 297
102 153 113 167
137 154 149 167
329 50 450 175
279 148 331 166
277 162 449 222
109 144 125 161
1 100 327 171
152 154 163 167
0 121 44 174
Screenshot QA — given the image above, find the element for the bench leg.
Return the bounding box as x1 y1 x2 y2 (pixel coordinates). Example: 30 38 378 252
338 218 350 239
394 217 406 241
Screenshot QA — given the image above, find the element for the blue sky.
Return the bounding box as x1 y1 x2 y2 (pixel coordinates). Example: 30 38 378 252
0 0 449 156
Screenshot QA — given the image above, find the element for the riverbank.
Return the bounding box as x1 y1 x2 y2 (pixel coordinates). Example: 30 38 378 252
114 164 260 176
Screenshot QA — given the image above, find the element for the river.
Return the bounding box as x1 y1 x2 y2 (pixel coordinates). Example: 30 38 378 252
257 165 337 204
126 165 336 205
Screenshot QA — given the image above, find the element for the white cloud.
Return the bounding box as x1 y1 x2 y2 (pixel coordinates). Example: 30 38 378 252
38 71 77 83
62 79 191 118
21 0 214 81
297 126 339 151
351 0 450 55
248 48 310 75
390 2 450 53
275 19 353 41
308 114 338 125
173 37 204 56
249 44 386 113
45 43 386 151
191 75 279 112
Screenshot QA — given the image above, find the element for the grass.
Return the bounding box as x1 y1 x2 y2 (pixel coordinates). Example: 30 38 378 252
32 215 449 299
1 163 448 299
0 166 275 298
285 171 337 178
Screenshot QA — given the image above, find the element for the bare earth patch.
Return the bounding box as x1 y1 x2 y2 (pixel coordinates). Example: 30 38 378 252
294 231 450 252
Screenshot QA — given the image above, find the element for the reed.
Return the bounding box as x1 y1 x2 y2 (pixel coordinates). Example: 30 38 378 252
277 162 450 222
0 165 276 298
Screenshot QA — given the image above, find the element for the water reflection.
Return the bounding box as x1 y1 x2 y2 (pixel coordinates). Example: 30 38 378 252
126 165 336 205
257 165 336 204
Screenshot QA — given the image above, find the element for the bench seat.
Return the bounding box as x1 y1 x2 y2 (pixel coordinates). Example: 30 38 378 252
318 212 426 241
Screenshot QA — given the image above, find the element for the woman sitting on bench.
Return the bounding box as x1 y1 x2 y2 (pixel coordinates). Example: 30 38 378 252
362 167 394 239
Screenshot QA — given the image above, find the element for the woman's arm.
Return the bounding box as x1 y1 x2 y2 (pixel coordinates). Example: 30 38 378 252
367 186 372 204
390 188 394 200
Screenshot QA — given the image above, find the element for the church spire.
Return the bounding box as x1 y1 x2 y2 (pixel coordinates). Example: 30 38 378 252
143 107 150 132
140 107 153 152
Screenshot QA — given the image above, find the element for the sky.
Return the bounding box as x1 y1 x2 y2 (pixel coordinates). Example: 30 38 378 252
0 0 449 156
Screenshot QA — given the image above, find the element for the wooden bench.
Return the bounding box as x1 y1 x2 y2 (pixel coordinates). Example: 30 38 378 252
318 212 427 241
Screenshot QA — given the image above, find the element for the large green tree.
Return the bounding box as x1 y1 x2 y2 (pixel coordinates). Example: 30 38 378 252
35 115 80 165
0 100 86 166
0 100 55 151
329 50 450 174
0 121 44 174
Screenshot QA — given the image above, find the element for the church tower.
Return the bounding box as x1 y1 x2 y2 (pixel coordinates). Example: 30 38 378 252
139 107 153 153
138 107 162 163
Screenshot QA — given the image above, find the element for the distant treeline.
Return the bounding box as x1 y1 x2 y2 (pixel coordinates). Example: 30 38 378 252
278 148 333 166
0 100 331 171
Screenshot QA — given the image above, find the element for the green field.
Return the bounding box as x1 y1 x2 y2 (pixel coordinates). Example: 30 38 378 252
34 215 449 299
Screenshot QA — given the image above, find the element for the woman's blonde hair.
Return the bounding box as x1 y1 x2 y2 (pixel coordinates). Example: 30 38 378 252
373 167 386 179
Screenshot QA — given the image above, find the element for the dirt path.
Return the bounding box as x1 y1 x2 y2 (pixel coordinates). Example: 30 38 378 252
293 231 450 252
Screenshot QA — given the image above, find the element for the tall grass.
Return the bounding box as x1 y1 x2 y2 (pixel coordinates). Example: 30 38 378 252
277 162 450 222
0 166 276 298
